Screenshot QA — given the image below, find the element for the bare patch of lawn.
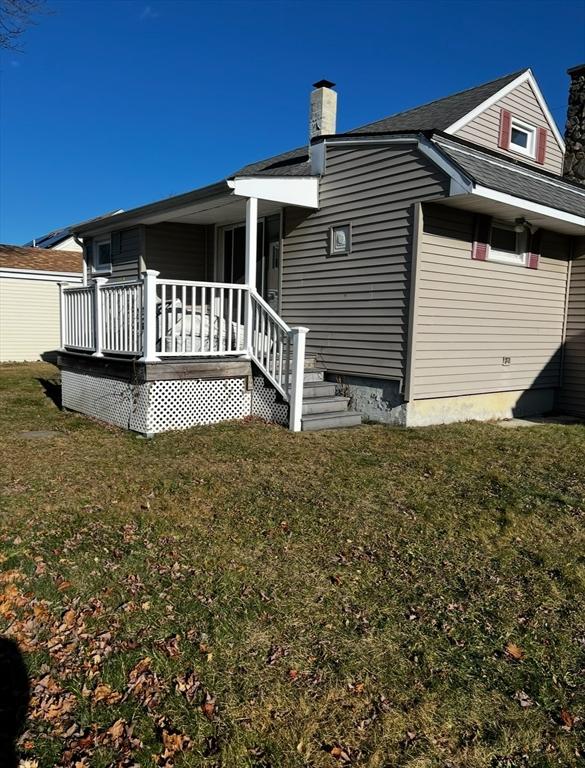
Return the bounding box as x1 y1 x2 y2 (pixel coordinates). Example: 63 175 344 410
1 362 584 767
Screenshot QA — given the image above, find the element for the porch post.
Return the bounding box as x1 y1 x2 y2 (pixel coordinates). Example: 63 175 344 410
139 269 161 363
244 197 258 353
288 326 309 432
92 277 107 357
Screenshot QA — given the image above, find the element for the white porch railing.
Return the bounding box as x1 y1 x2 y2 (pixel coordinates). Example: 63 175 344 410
60 285 95 351
102 280 144 355
60 272 308 431
156 279 247 356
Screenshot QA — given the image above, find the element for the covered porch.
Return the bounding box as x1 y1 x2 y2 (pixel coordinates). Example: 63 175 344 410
59 177 319 432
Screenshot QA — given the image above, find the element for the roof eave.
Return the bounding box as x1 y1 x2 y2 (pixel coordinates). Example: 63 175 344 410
74 181 230 236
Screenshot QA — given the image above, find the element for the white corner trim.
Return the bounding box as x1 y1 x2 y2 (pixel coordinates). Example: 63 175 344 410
0 267 83 282
444 70 565 151
417 137 473 195
473 185 585 229
230 177 319 208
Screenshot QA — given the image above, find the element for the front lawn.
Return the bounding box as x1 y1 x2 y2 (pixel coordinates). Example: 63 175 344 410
1 362 583 767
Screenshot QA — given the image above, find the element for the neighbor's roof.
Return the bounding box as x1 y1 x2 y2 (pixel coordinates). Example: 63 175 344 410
24 210 124 248
0 245 83 273
232 70 527 177
434 136 585 217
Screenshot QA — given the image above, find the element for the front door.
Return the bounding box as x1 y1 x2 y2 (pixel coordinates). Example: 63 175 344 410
264 215 281 312
219 213 281 312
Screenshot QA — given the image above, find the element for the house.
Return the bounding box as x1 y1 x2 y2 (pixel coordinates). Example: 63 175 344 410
24 210 124 254
0 245 82 362
57 65 585 433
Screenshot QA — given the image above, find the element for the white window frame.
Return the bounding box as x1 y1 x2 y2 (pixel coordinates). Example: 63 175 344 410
487 221 528 267
509 118 536 159
93 235 112 274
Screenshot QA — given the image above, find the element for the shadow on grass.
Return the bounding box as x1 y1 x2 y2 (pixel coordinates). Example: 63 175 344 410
0 637 30 767
37 378 62 409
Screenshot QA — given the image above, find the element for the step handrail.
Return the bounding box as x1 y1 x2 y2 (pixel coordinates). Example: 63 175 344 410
249 291 308 431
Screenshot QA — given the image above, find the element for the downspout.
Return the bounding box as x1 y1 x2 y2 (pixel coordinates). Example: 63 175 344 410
74 235 88 286
558 241 574 394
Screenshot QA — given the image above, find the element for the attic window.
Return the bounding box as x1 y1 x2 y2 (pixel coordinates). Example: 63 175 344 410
509 119 536 158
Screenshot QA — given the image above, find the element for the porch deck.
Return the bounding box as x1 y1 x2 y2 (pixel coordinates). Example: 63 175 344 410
58 272 312 433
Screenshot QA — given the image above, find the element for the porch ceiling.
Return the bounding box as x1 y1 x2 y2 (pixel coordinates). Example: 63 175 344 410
157 196 283 226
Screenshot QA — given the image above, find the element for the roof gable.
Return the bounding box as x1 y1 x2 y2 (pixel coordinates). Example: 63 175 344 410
347 70 527 135
444 70 564 149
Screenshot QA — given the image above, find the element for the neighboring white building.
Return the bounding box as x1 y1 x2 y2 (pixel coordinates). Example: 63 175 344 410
0 245 82 362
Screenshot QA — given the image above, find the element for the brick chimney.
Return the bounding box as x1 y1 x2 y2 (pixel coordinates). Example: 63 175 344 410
309 80 337 141
563 64 585 184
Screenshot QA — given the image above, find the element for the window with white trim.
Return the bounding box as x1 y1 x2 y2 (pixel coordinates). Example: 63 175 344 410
93 236 112 273
509 118 536 158
488 221 527 266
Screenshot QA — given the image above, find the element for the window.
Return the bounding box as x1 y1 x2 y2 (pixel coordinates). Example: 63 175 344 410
488 222 527 266
509 118 536 158
93 236 112 272
329 224 351 256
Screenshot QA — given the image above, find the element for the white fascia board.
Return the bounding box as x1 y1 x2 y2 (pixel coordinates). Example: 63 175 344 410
229 177 319 208
417 137 473 195
444 69 565 151
0 268 82 282
472 185 585 229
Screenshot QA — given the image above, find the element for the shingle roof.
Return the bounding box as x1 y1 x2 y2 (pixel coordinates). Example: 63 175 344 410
433 137 585 218
349 70 525 134
0 245 82 273
232 70 526 178
232 146 311 177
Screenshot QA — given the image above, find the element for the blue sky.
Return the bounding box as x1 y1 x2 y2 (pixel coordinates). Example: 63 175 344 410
1 0 584 243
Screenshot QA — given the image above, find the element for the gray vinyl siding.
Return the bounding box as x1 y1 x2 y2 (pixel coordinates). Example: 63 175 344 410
411 204 570 399
144 223 213 281
112 228 141 280
559 241 585 417
281 144 450 380
87 228 142 280
454 80 564 175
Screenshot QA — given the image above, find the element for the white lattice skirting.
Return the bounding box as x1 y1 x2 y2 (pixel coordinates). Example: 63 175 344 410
251 376 289 426
61 370 288 434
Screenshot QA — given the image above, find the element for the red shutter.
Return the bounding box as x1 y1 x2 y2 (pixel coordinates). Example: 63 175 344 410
472 214 492 261
498 109 512 150
526 228 541 270
535 127 547 165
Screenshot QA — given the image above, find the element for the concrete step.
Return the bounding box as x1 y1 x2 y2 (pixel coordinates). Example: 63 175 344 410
303 381 336 399
302 395 350 416
301 410 362 431
285 368 324 384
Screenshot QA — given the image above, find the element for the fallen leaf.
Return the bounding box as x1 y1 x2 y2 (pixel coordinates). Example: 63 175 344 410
201 693 216 720
505 642 524 661
93 683 122 705
560 709 574 729
515 690 534 708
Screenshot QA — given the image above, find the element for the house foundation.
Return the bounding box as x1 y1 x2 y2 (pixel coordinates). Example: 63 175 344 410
330 372 556 427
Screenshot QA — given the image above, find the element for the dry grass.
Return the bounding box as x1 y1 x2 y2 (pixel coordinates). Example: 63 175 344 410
0 362 584 767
